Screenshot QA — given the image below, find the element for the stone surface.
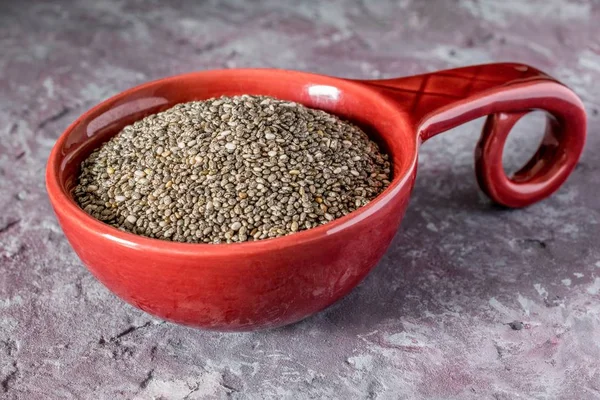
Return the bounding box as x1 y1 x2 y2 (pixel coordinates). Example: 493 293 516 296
1 1 600 399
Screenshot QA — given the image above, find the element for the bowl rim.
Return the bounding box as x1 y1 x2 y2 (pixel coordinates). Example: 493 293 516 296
45 68 419 256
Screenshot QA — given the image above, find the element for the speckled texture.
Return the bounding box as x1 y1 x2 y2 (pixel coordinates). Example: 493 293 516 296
1 1 599 399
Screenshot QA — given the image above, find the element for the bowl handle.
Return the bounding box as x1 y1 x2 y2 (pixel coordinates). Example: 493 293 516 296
363 63 586 207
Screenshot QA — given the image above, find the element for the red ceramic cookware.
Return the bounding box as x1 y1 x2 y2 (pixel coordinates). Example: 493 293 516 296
46 63 586 331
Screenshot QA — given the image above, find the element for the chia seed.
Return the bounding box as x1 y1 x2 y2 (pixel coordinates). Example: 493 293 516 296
74 95 391 243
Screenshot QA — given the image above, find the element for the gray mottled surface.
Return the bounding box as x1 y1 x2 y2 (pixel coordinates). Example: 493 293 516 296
1 1 600 399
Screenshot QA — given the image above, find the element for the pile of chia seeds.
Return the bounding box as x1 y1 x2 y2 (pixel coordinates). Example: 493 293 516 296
74 95 391 243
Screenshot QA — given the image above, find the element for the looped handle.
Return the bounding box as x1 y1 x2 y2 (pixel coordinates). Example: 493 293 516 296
476 110 579 207
365 63 587 208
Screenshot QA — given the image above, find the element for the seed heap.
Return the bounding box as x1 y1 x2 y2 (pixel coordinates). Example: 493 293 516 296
74 95 391 243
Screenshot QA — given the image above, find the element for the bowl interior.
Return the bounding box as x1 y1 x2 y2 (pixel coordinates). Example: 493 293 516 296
49 69 417 249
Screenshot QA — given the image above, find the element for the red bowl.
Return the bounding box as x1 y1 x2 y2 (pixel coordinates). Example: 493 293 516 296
46 63 586 331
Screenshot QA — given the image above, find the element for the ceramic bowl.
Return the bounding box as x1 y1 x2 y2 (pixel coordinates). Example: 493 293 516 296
46 63 586 331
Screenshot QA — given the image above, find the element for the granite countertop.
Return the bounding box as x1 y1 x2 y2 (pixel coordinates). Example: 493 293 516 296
1 1 599 399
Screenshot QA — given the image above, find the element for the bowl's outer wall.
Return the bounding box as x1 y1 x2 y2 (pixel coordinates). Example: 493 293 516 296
53 192 411 330
47 69 417 330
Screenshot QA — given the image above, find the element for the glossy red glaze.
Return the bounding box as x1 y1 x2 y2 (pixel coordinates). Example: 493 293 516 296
46 63 586 331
